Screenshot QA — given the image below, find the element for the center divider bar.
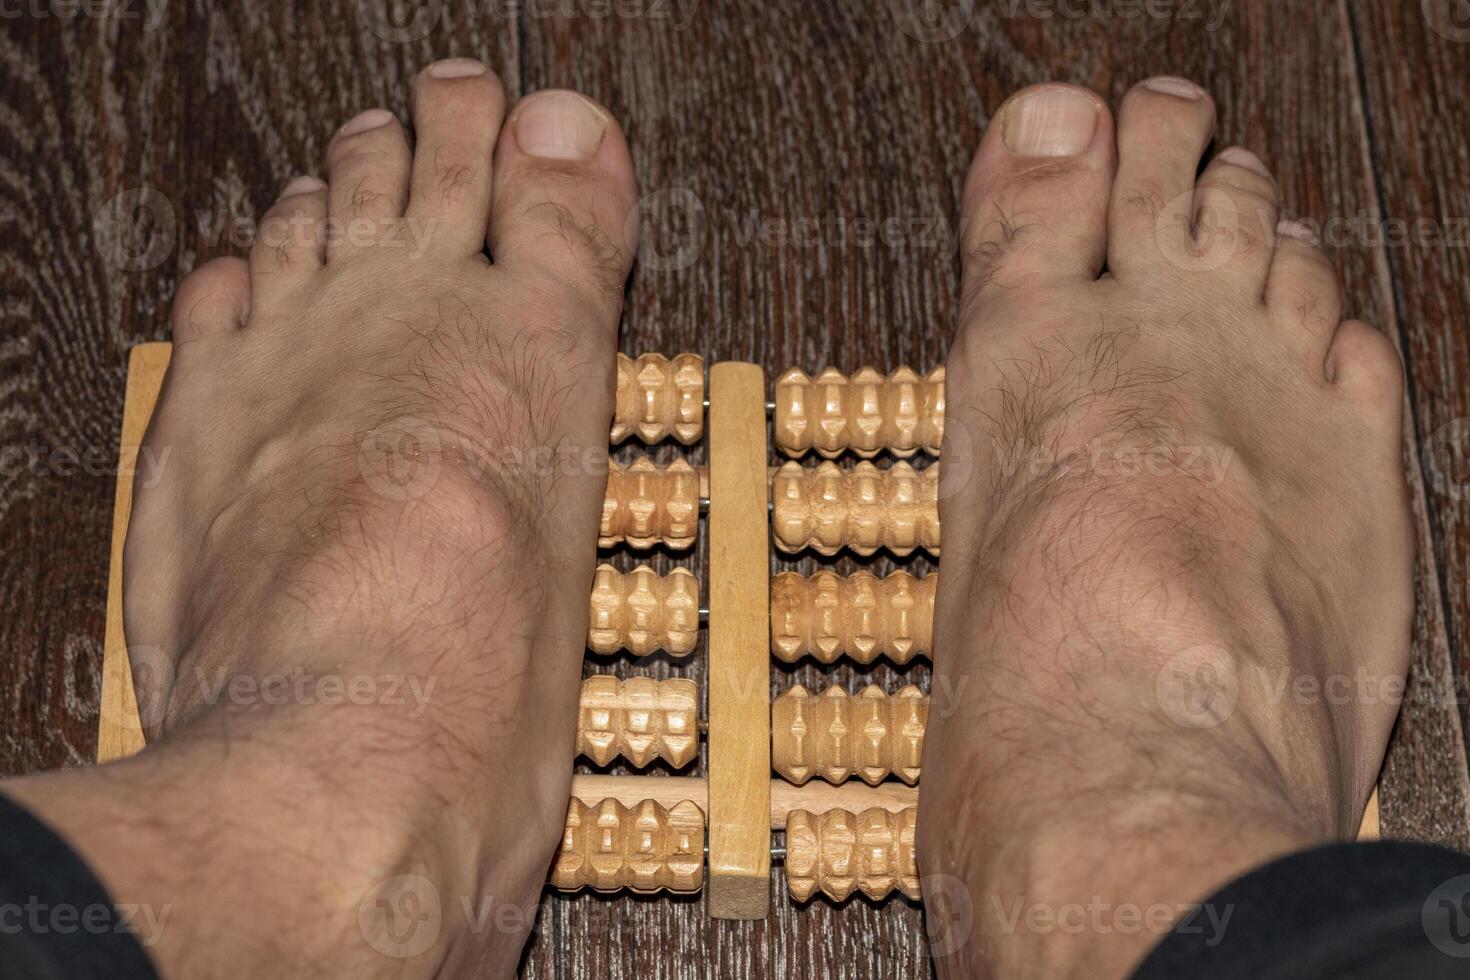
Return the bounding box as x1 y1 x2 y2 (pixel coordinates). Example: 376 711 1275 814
705 362 773 919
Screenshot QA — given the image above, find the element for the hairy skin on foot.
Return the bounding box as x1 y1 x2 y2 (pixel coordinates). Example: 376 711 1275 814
917 79 1412 980
5 61 640 979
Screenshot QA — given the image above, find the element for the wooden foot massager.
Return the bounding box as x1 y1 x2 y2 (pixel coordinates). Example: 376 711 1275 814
96 346 1378 921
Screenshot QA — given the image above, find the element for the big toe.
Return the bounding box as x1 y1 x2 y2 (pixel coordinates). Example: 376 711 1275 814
488 89 639 318
958 83 1114 315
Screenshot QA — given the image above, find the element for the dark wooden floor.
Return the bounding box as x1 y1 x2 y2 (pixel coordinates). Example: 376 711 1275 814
3 1 1470 976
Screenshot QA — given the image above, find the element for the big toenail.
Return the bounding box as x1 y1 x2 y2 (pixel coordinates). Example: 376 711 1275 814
514 92 609 160
282 176 325 197
338 108 394 137
1219 147 1271 177
428 58 487 79
1142 76 1203 100
1003 87 1099 157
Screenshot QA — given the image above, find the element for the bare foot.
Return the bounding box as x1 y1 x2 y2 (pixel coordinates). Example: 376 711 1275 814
10 59 638 976
918 77 1412 979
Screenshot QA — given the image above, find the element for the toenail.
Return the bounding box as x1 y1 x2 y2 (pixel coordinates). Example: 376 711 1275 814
1003 87 1099 157
1277 219 1320 246
338 108 394 138
1218 146 1271 178
428 58 487 79
281 176 325 197
1141 76 1203 100
514 91 609 160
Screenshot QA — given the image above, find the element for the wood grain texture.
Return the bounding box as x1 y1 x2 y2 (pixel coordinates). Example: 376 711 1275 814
1347 0 1470 850
1 0 1467 976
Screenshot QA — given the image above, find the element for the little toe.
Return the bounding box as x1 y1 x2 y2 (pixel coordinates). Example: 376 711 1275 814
958 83 1114 314
1107 76 1217 277
1325 318 1403 414
170 257 250 347
488 89 639 319
1192 146 1281 290
324 108 412 260
406 58 507 257
1267 220 1343 359
249 176 327 300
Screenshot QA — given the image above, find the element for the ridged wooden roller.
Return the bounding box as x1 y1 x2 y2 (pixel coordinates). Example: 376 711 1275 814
773 366 944 459
784 807 920 902
552 798 705 894
770 460 940 556
612 353 705 445
577 676 700 769
770 570 935 664
772 684 927 786
600 457 702 550
588 564 700 656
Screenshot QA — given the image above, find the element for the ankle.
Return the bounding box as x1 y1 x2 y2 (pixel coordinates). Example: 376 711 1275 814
164 694 570 881
922 778 1318 979
19 702 552 974
932 578 1351 826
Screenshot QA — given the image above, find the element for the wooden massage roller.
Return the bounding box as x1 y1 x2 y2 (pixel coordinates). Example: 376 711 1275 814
611 353 945 457
98 347 1376 920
